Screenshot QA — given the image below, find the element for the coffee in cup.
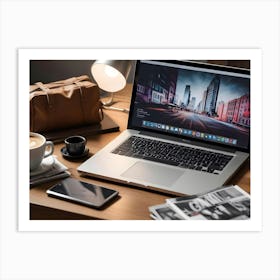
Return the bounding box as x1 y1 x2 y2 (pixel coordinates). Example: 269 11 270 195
30 134 44 149
64 135 86 156
30 132 54 171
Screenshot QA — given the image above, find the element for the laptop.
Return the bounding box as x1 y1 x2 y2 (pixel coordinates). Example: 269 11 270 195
78 60 250 195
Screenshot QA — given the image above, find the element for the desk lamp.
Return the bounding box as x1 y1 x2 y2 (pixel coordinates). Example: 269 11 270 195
91 60 132 112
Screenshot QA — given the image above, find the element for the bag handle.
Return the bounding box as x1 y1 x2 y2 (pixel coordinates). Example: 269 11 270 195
34 81 79 107
35 82 52 106
30 75 89 93
74 81 104 122
74 81 87 124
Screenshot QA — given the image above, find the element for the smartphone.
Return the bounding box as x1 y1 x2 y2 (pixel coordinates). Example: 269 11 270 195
46 178 119 209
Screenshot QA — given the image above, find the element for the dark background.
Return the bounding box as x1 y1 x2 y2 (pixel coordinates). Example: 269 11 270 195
29 60 136 84
29 60 249 85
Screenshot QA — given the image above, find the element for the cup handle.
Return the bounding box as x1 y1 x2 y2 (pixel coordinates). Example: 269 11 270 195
44 141 54 158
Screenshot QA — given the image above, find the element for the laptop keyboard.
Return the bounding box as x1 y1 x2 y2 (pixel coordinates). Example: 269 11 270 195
111 136 233 174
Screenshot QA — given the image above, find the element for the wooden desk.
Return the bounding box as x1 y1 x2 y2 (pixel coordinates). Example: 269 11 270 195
30 84 250 220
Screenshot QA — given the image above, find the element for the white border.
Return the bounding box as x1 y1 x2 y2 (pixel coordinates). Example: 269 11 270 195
18 48 262 231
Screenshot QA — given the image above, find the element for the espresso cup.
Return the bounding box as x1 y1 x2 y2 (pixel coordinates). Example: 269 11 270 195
64 135 86 156
30 132 54 171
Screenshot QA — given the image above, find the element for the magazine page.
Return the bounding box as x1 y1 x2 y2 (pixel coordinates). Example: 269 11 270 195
166 185 250 220
149 204 184 220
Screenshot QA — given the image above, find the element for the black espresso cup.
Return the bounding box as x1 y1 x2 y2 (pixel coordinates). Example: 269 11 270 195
65 135 86 156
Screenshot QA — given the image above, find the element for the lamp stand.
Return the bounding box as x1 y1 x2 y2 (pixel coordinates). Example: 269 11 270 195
101 92 114 106
100 91 129 113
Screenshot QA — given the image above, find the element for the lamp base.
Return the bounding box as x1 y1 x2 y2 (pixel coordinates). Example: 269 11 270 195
100 92 129 113
100 92 114 106
103 105 129 113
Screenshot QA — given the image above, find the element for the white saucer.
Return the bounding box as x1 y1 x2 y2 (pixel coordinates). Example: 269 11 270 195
30 156 55 177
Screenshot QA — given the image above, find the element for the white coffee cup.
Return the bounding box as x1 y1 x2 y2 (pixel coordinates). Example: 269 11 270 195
30 132 54 171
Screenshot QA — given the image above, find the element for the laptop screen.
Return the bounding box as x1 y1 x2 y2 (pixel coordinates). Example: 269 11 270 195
129 60 250 151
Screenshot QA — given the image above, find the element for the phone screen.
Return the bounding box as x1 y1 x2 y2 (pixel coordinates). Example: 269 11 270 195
47 178 118 208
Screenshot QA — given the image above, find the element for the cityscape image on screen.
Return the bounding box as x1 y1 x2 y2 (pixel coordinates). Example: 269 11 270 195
132 61 250 149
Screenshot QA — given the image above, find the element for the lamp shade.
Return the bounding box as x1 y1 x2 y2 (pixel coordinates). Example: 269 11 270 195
91 60 132 93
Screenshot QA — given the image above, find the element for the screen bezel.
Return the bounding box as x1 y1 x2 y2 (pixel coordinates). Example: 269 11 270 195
128 60 250 153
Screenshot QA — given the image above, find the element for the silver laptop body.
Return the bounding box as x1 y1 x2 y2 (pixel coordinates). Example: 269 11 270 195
78 60 250 195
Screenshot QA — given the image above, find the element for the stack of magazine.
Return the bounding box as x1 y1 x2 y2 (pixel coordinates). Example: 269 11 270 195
30 157 70 187
149 185 250 220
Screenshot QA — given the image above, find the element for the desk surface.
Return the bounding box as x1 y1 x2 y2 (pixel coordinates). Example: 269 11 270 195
30 84 250 220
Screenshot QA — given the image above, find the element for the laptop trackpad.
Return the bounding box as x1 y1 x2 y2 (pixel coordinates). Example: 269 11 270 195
121 162 184 187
